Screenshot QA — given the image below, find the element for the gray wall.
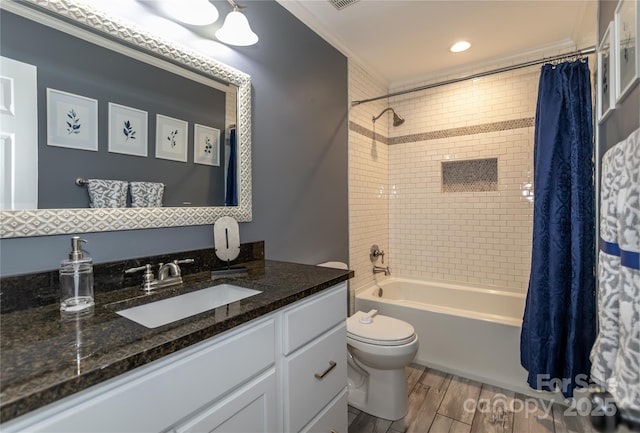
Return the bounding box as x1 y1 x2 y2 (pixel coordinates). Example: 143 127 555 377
1 11 227 208
596 0 639 255
598 0 639 157
0 1 349 275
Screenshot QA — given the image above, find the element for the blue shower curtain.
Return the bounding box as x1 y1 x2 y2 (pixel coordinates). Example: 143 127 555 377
225 128 238 206
520 59 596 398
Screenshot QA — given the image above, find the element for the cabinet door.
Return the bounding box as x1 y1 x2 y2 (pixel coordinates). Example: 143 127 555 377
175 370 277 433
299 388 348 433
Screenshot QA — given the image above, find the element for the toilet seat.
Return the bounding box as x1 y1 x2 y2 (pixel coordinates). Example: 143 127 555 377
347 311 416 346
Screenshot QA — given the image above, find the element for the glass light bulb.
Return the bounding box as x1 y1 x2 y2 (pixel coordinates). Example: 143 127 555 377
215 10 259 46
161 0 219 26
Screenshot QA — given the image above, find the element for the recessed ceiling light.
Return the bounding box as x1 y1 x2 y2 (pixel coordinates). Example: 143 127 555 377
450 41 471 53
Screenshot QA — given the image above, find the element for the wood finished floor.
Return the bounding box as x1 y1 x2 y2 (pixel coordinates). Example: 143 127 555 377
348 364 600 433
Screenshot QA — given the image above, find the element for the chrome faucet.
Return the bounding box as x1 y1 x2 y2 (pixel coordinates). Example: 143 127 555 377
158 262 181 281
157 259 194 287
370 244 390 276
125 259 194 291
373 265 390 276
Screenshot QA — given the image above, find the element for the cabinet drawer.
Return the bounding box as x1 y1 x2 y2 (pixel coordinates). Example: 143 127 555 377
285 323 347 433
283 283 347 355
174 370 277 433
5 318 275 433
299 387 348 433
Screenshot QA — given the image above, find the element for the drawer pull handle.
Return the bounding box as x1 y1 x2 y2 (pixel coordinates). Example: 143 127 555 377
330 430 339 433
314 361 337 379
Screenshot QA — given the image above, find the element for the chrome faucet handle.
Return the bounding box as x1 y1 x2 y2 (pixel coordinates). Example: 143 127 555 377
173 258 194 273
370 245 385 264
125 264 152 275
124 264 157 291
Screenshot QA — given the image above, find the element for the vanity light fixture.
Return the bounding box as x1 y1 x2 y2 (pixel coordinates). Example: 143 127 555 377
450 41 471 53
160 0 219 26
215 1 259 46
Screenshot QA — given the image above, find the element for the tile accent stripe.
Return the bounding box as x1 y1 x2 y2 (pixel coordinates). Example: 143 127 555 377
349 121 389 145
350 117 534 145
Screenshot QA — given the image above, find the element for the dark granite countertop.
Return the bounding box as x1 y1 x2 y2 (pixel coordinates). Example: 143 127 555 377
0 259 353 423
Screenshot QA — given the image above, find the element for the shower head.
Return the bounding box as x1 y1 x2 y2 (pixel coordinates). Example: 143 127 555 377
392 112 405 127
372 107 405 127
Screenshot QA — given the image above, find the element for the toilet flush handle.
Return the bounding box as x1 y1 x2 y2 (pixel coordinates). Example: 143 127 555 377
359 309 378 324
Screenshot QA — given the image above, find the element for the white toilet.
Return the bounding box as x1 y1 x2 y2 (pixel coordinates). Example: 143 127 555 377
346 310 418 420
317 262 419 421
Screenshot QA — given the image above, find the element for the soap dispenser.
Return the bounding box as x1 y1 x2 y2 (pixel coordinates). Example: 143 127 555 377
59 236 94 313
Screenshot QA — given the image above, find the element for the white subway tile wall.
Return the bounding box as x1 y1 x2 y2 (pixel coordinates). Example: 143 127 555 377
348 61 391 304
387 68 540 291
349 52 594 295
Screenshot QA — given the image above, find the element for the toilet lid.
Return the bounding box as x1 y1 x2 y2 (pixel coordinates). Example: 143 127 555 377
347 311 416 346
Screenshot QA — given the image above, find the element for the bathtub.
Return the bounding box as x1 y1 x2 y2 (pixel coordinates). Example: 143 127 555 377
355 278 531 395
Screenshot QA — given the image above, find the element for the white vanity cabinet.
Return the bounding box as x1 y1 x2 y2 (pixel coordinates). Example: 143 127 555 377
2 282 348 433
2 317 278 433
283 282 349 433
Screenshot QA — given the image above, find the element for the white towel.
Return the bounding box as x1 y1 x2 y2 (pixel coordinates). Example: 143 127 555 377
129 181 164 208
86 179 128 208
612 128 639 412
590 140 624 391
591 127 640 413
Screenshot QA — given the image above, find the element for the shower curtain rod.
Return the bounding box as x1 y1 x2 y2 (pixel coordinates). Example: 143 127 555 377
351 46 596 106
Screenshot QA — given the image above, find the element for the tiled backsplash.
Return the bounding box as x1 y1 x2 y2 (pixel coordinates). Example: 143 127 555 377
0 241 264 314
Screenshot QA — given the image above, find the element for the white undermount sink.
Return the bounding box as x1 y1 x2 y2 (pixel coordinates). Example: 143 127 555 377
116 284 262 328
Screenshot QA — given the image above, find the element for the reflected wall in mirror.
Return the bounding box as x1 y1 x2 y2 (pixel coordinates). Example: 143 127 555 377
0 0 252 238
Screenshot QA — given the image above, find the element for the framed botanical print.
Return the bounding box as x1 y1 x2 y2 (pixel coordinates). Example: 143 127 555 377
615 0 639 103
46 88 98 151
108 103 148 157
193 124 220 166
155 114 188 162
598 21 615 122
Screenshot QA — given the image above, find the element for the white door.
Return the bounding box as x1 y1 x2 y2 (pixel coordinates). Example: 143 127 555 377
0 56 38 210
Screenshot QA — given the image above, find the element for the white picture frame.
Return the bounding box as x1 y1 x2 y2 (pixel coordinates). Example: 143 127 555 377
193 124 220 166
155 114 188 162
615 0 639 103
598 21 616 123
108 103 148 157
46 88 98 151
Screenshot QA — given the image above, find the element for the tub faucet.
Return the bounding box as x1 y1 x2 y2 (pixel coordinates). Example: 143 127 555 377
373 265 390 276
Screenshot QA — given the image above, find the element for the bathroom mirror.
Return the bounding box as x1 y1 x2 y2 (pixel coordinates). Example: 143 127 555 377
0 0 252 238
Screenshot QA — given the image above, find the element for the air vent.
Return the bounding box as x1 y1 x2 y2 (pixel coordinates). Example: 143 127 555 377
329 0 360 10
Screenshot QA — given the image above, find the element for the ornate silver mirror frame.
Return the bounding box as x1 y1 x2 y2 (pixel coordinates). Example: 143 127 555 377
0 0 252 238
